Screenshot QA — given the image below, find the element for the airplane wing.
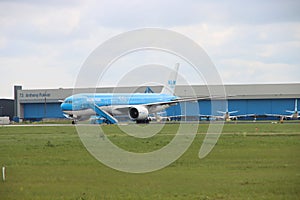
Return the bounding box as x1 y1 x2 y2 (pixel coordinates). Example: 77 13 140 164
265 113 283 118
144 96 227 107
199 113 257 120
265 113 295 120
235 114 257 118
94 96 229 122
198 114 224 120
106 96 216 114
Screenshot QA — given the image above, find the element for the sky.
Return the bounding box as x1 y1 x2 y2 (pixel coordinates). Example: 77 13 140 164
0 0 300 98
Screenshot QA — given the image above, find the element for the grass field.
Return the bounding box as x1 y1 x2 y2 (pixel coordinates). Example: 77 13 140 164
0 123 300 199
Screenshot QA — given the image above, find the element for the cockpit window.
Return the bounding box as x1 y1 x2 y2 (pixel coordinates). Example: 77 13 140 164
65 100 72 104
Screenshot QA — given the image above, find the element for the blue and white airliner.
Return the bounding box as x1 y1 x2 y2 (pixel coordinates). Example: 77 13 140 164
266 99 299 120
60 64 207 124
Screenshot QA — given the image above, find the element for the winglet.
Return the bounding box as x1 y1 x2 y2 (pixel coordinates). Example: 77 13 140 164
161 63 179 95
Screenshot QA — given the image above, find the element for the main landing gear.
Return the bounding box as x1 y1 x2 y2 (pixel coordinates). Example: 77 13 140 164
136 119 150 124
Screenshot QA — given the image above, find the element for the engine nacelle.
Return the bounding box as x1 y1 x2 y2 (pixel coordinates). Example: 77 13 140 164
129 106 149 120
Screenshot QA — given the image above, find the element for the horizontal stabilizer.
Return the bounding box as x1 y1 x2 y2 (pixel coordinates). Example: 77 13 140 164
285 110 294 114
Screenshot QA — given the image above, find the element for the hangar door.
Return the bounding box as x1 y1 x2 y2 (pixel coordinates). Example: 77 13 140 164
23 103 64 120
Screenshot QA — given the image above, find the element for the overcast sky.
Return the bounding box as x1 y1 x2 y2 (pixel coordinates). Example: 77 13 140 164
1 0 300 98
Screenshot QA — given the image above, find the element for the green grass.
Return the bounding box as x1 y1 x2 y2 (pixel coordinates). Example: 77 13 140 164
0 123 300 199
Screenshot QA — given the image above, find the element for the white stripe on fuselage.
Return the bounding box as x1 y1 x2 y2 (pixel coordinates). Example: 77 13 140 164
63 105 128 117
64 109 95 117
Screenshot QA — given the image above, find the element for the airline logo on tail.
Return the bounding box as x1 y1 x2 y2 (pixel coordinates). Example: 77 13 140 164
161 63 179 95
168 80 176 93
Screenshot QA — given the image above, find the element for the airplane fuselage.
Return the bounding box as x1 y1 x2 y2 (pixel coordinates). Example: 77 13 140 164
288 111 299 119
61 93 178 119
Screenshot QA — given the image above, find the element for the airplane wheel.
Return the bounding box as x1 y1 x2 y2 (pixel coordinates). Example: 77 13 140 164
136 119 149 124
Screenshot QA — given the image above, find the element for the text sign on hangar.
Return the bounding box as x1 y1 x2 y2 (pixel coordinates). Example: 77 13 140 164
18 91 51 100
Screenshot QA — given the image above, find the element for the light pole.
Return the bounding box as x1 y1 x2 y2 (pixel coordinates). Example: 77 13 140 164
44 90 47 120
184 89 187 122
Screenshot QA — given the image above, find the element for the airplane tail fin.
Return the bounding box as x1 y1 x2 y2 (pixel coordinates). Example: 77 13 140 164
286 99 298 113
161 63 179 95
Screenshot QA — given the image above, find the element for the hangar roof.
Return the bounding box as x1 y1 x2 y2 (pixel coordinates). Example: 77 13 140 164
17 83 300 103
176 83 300 99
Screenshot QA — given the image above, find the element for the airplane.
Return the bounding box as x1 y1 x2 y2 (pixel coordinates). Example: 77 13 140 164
148 111 184 122
199 108 256 121
215 109 239 121
266 99 300 120
148 112 171 122
285 99 300 119
60 63 219 124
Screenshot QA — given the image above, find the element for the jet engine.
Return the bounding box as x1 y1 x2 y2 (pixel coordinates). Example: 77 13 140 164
129 106 149 120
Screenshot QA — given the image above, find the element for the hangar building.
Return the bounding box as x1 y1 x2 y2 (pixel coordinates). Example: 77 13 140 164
0 99 14 120
14 83 300 121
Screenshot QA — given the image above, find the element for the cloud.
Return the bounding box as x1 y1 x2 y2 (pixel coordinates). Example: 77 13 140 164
218 59 300 83
75 0 300 28
0 1 83 42
173 22 300 83
0 0 299 98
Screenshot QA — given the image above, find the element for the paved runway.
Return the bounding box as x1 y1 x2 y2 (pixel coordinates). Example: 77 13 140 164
1 124 75 127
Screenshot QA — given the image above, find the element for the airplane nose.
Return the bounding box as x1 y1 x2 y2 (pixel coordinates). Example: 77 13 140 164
60 102 65 111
